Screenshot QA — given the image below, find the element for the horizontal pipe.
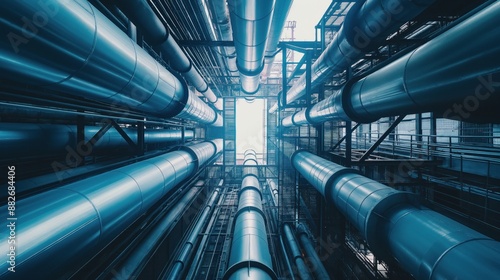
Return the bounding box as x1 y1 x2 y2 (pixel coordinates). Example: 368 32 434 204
283 224 313 280
0 140 222 279
270 0 436 113
0 122 194 159
0 1 221 125
116 0 223 111
228 0 276 94
167 188 221 279
291 150 500 279
223 149 276 280
296 224 330 280
283 1 500 125
116 184 204 278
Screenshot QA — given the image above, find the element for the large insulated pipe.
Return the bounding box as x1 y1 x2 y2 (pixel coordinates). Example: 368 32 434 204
114 0 223 111
283 224 313 280
269 0 436 113
0 122 194 159
212 0 238 74
116 183 204 279
262 0 294 82
227 0 276 94
282 1 500 125
167 188 221 279
296 224 331 280
0 140 222 279
223 149 277 280
291 150 500 279
0 1 222 126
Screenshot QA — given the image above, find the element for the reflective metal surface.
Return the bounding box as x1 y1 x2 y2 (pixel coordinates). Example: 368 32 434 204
117 0 222 110
262 0 294 81
283 1 500 125
176 91 224 126
291 150 500 279
168 188 221 279
0 122 193 159
223 150 276 280
228 0 276 94
269 0 436 113
283 224 313 280
0 1 221 124
0 141 222 278
296 224 330 280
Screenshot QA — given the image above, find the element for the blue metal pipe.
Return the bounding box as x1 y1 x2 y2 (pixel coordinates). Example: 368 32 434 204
283 1 500 126
0 139 223 279
115 0 223 111
0 122 194 159
223 149 277 280
283 224 313 280
227 0 276 94
262 0 294 82
291 150 500 279
270 0 436 113
116 183 204 278
296 224 330 280
167 188 221 279
0 0 222 125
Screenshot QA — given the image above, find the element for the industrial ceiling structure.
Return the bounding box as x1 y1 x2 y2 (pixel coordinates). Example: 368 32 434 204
1 0 500 279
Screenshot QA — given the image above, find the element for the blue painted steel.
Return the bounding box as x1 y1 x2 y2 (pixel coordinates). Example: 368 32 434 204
283 224 313 280
0 0 222 125
283 1 500 125
116 0 223 111
296 224 330 280
118 185 203 279
270 0 436 113
0 140 222 279
227 0 276 94
167 188 221 279
0 122 194 159
223 150 277 280
291 150 500 280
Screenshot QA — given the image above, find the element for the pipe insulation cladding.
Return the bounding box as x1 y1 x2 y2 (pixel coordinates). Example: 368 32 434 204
283 224 313 280
223 149 277 280
269 0 436 113
115 0 223 111
282 1 500 126
167 188 221 279
0 122 194 159
0 139 223 279
291 150 500 280
227 0 276 94
0 0 222 126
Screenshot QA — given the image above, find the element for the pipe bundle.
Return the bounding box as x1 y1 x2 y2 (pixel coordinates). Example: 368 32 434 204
291 150 500 279
0 0 222 125
0 139 223 279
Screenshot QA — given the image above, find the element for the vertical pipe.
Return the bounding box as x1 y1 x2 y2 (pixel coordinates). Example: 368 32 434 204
283 224 313 280
166 188 221 279
296 224 331 280
223 149 277 279
227 0 276 94
115 185 204 278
